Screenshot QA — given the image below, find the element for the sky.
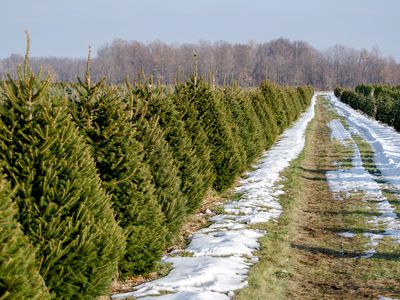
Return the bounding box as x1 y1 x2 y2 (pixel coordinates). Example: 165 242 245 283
1 0 399 61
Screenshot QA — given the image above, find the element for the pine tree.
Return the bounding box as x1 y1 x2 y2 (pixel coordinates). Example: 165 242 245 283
258 82 283 136
286 88 303 122
221 87 264 164
176 79 241 192
174 80 215 193
138 117 187 238
297 86 313 109
69 68 167 276
125 86 187 239
0 173 50 300
0 36 125 299
215 87 247 170
128 82 206 213
250 87 278 148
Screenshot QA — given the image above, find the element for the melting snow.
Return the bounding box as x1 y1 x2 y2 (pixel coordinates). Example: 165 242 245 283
327 119 352 144
338 231 356 238
325 94 400 258
111 96 316 299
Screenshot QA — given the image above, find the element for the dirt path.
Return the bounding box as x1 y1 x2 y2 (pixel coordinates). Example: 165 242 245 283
237 96 400 300
287 97 400 299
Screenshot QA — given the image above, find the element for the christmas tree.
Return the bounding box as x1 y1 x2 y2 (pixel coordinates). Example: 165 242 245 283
128 82 206 213
130 110 186 240
0 173 50 299
0 35 125 298
220 86 264 164
69 64 167 276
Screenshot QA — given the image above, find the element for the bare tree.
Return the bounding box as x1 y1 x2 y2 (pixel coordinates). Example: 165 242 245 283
1 39 399 88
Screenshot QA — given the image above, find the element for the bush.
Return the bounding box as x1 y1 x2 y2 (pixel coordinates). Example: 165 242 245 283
337 85 400 131
334 87 343 98
355 84 373 97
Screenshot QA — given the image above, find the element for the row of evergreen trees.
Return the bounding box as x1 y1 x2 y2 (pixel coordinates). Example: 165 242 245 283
335 84 400 130
0 42 313 299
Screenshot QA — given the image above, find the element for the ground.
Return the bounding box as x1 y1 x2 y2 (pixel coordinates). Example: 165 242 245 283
237 96 400 299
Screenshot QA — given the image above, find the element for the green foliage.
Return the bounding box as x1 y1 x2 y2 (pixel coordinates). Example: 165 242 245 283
174 80 216 192
125 86 186 239
0 61 125 298
221 87 264 164
69 77 167 276
128 83 207 213
334 87 343 98
135 116 186 239
251 84 279 147
355 84 373 97
338 85 400 130
217 87 248 164
0 174 50 300
186 79 243 192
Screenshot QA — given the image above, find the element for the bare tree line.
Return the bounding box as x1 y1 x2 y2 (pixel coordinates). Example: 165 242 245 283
1 38 399 88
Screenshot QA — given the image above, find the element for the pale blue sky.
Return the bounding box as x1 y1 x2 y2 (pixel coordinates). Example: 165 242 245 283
1 0 399 60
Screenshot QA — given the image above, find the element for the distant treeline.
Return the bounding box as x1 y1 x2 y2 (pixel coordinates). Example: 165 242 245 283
1 38 399 88
0 40 313 299
335 84 400 130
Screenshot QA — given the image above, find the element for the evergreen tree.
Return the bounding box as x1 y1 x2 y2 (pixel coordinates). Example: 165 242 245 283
129 82 207 213
125 87 187 239
221 87 264 164
299 86 314 108
69 69 167 276
215 87 247 170
136 116 187 239
258 82 282 136
0 173 50 300
0 38 125 299
250 87 278 148
174 80 215 192
176 79 242 192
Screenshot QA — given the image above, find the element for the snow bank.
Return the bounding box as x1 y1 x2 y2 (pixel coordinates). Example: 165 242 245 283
111 96 316 300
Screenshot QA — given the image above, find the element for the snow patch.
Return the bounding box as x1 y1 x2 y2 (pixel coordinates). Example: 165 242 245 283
338 231 356 238
187 229 263 257
140 290 230 300
327 119 352 145
378 296 399 300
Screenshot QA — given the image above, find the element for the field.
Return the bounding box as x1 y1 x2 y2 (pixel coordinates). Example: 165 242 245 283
1 39 400 300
